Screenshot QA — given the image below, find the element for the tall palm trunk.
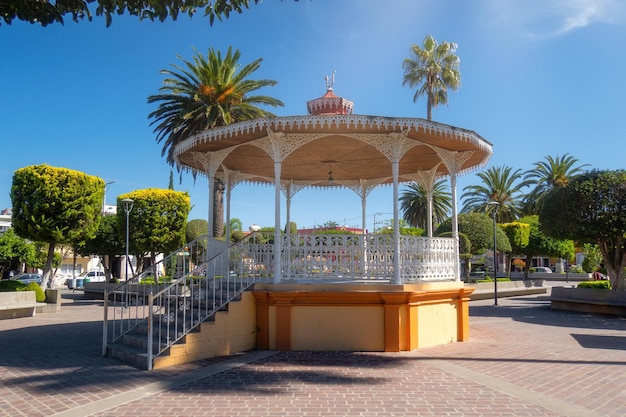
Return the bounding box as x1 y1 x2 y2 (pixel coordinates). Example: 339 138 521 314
213 178 225 238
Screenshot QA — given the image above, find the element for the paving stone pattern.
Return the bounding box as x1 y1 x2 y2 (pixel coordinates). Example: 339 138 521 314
0 290 624 417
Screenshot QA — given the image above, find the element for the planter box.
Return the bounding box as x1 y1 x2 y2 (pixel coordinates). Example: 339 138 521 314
37 289 61 313
550 286 626 316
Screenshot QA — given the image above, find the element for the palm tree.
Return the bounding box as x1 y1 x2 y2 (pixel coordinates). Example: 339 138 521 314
402 34 461 120
148 46 284 237
523 154 588 214
400 180 452 229
461 166 530 223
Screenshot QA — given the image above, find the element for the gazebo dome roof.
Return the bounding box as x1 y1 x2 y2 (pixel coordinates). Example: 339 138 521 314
173 76 492 188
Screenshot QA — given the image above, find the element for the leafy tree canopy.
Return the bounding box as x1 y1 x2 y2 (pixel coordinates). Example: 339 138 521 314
186 219 209 243
117 189 191 261
1 0 274 27
436 212 511 254
0 228 36 275
500 222 530 255
11 164 104 286
539 169 626 290
517 215 575 278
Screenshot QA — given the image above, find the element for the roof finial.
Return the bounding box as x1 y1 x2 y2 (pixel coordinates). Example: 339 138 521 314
325 70 336 90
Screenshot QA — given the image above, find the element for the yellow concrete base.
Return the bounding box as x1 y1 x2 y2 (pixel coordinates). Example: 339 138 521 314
151 282 473 369
252 282 473 352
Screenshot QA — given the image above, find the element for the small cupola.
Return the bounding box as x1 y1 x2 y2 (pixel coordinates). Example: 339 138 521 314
306 71 354 115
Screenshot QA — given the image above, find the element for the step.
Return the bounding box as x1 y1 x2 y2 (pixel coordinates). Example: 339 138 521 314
107 342 151 369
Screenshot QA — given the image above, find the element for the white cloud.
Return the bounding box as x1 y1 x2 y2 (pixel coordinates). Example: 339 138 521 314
484 0 626 39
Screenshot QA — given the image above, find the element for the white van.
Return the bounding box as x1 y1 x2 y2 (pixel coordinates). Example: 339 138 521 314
80 270 107 282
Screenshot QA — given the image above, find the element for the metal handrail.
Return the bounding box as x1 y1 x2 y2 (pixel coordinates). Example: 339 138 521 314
103 232 262 369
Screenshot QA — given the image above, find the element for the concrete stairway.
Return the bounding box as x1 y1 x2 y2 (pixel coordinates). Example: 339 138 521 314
107 291 257 370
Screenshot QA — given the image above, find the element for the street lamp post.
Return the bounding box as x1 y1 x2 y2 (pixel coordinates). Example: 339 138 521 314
487 201 500 306
122 198 134 281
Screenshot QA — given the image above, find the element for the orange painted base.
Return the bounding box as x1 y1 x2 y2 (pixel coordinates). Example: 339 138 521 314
252 283 474 352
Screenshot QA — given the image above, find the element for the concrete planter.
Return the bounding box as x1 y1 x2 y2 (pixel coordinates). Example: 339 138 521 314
0 291 45 319
550 286 626 316
37 289 61 313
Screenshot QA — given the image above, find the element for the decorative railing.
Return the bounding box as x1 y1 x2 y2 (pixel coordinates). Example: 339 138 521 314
103 234 260 369
103 231 456 369
276 232 456 282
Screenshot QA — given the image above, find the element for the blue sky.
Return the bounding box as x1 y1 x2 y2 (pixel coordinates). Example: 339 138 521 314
1 0 625 232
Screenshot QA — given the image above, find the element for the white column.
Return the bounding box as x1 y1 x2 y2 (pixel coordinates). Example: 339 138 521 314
207 175 215 238
426 187 434 238
450 174 460 281
392 161 401 285
273 162 282 284
285 190 292 279
225 178 231 245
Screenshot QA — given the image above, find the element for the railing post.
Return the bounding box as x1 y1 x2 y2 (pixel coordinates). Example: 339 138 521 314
147 292 154 371
102 288 108 356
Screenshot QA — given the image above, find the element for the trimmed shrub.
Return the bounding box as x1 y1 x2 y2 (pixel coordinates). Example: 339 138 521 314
577 280 612 290
26 282 46 302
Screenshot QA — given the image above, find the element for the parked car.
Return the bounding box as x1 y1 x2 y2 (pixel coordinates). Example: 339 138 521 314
11 273 43 285
79 270 107 282
532 266 552 273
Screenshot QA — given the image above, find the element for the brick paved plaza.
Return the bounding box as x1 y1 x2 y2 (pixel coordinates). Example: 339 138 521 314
0 289 624 417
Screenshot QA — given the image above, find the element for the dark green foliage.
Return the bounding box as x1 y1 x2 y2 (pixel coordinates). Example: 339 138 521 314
186 219 209 243
461 166 531 223
0 280 45 302
517 215 575 277
1 0 264 27
78 214 123 279
0 229 36 276
436 212 511 254
540 169 626 291
400 180 451 229
577 281 612 290
0 280 27 292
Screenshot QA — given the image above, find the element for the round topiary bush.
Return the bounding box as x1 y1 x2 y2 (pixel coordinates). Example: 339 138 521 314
26 282 46 302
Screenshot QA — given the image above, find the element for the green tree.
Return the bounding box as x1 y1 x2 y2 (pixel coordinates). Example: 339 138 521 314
1 0 266 27
0 229 35 277
186 219 209 243
402 34 461 120
539 170 626 291
78 214 124 280
168 170 174 190
517 215 575 279
399 179 451 229
461 166 530 223
11 165 104 287
500 222 530 277
117 189 190 274
148 46 283 237
523 154 588 214
436 212 511 255
581 243 603 273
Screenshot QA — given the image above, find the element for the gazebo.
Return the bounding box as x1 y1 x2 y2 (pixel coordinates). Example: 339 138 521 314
174 78 492 285
104 78 493 369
